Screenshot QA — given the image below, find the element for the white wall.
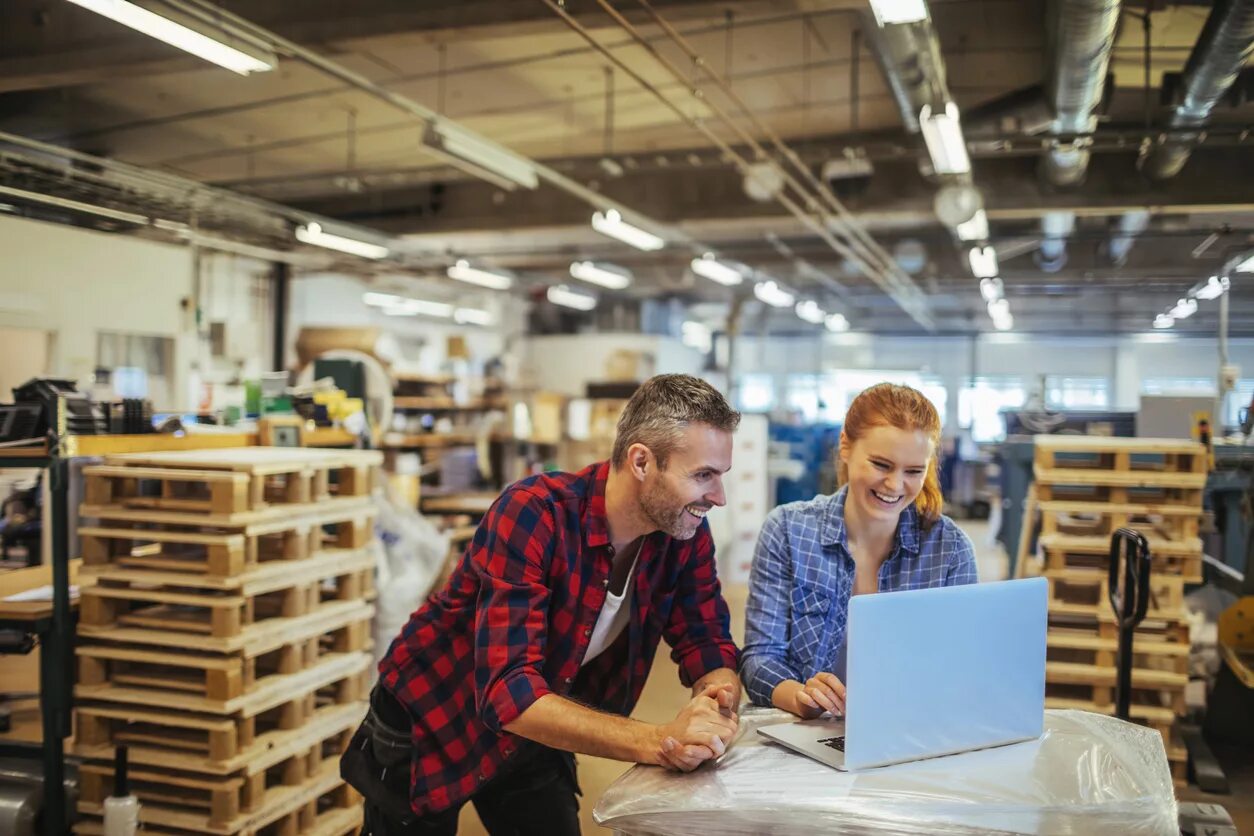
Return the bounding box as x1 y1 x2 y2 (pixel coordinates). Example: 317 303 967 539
0 215 194 407
520 333 704 396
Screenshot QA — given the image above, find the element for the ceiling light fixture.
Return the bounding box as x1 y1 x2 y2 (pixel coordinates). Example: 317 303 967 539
0 184 150 225
979 277 1004 303
65 0 276 75
795 300 827 324
363 292 404 307
382 299 454 318
992 312 1014 331
1170 297 1198 320
591 209 665 251
919 102 971 176
690 253 745 286
424 122 539 191
1153 314 1175 330
955 208 989 242
1234 253 1254 273
454 307 494 326
968 245 998 279
569 260 632 290
1192 274 1230 301
754 280 796 308
987 298 1009 319
547 284 597 311
869 0 930 25
295 222 389 260
825 313 851 333
447 260 514 290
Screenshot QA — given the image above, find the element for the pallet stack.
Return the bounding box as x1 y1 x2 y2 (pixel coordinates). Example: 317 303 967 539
71 447 383 836
1033 435 1204 785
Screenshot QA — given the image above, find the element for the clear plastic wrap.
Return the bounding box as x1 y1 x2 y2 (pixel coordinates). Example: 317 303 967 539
594 708 1178 835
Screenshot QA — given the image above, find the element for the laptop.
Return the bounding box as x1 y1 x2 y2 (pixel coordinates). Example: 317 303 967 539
757 577 1047 771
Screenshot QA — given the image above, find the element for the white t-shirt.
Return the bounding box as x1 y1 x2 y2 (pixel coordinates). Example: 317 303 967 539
582 554 639 665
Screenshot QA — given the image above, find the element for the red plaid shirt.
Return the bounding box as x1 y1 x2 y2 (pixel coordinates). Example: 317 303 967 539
378 461 739 815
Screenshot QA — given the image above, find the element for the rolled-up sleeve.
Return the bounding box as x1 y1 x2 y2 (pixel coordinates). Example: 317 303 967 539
664 522 740 687
472 491 557 733
741 509 802 706
944 523 979 586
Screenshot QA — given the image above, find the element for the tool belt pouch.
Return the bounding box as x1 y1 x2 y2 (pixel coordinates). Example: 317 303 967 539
341 690 418 825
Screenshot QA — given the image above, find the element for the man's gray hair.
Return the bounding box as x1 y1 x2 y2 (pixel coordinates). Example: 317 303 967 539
611 374 740 470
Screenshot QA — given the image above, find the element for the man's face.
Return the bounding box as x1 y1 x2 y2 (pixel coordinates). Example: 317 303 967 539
637 423 733 540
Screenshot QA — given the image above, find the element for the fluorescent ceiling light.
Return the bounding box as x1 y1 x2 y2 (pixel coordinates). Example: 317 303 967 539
0 184 149 225
1234 253 1254 273
870 0 930 25
363 292 404 307
968 246 998 279
919 102 971 176
1193 274 1230 300
754 280 795 308
547 284 597 311
690 254 744 286
979 277 1004 303
454 307 494 326
591 209 665 252
1170 297 1198 320
795 300 827 324
295 222 389 260
987 298 1009 319
1153 314 1175 330
569 260 632 290
825 313 851 333
424 122 538 191
382 299 454 318
992 312 1014 331
955 209 989 242
65 0 275 75
447 260 514 290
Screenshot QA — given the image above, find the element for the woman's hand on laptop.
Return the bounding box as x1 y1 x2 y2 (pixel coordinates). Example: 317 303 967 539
790 673 846 720
653 683 739 771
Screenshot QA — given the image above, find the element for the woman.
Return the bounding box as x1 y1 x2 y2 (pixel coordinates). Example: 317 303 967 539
741 382 977 718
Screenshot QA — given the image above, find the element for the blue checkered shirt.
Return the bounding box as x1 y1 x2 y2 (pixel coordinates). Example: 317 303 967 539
741 487 978 706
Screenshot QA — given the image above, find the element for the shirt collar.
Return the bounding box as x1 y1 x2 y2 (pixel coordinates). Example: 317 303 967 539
583 461 612 548
820 486 921 555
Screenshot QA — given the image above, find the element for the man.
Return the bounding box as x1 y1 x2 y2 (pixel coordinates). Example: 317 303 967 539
344 374 743 835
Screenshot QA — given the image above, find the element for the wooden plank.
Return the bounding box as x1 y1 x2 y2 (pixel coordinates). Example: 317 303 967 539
79 548 374 594
1033 466 1206 489
79 526 243 548
1037 533 1203 555
1045 660 1187 690
80 494 374 529
1034 436 1205 455
104 447 382 474
1037 499 1202 517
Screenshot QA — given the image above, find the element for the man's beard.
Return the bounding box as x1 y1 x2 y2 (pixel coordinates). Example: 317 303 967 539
639 473 699 540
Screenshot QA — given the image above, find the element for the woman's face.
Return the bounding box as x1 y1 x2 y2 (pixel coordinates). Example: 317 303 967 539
840 424 933 525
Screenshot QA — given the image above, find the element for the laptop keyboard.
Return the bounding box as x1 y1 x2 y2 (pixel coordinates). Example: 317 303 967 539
817 736 846 752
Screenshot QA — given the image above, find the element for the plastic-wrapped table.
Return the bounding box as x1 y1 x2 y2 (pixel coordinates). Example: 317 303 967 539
594 708 1178 835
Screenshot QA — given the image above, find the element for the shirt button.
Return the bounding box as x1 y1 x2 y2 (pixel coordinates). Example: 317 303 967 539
477 773 486 782
607 546 616 556
584 627 592 638
602 578 610 588
564 676 574 685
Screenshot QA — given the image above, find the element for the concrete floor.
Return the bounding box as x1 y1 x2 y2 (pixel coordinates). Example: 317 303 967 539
455 519 1251 835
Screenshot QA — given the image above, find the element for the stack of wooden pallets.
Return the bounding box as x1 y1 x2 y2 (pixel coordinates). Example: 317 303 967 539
71 447 383 836
1033 435 1204 785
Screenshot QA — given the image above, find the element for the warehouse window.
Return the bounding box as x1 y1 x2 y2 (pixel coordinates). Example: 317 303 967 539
824 370 947 426
97 332 176 408
1142 377 1216 396
1225 380 1254 429
958 376 1026 443
1045 376 1110 409
784 374 822 422
737 374 776 412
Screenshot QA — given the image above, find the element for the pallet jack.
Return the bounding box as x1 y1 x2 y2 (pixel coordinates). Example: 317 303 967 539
1105 528 1238 835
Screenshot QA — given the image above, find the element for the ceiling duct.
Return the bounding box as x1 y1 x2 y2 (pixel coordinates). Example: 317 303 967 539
1106 209 1151 266
1041 0 1122 188
1035 211 1075 273
1140 0 1254 180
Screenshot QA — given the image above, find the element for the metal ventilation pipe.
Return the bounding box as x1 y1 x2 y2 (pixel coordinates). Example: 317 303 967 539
864 20 950 135
1141 0 1254 180
1035 211 1075 273
1107 209 1150 266
1042 0 1122 187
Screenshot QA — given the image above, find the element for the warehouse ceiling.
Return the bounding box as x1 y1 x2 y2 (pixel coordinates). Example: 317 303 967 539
2 0 1254 336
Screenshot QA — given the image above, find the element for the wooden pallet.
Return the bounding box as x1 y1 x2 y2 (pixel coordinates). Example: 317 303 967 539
77 755 358 835
77 606 373 701
79 557 374 642
79 505 374 577
1047 625 1188 677
1045 568 1186 614
103 446 381 497
1037 500 1201 542
1033 436 1207 476
75 699 365 777
77 648 370 716
1039 534 1202 582
1032 475 1204 507
1045 662 1187 715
